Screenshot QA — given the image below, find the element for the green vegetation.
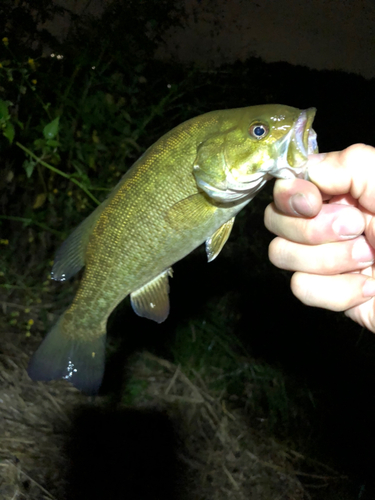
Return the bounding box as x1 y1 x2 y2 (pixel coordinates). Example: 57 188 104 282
0 0 310 443
4 3 375 498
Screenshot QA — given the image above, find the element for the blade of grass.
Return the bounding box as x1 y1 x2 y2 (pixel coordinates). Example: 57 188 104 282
16 142 100 205
0 215 63 236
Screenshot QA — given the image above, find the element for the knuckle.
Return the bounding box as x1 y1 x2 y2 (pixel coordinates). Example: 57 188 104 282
290 272 310 303
366 218 375 248
303 219 322 245
264 203 275 230
340 143 373 165
268 237 287 267
340 144 375 201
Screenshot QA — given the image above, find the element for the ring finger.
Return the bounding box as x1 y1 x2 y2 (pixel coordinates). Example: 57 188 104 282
269 235 375 274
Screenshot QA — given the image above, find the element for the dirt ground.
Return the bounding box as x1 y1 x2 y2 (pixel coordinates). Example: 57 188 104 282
0 297 348 500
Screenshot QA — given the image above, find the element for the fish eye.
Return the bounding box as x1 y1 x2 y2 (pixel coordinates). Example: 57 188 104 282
249 122 269 140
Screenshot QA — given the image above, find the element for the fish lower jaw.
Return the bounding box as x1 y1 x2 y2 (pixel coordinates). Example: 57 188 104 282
270 159 308 180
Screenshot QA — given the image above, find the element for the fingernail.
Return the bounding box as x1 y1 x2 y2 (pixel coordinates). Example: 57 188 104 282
290 193 313 216
363 278 375 297
332 212 365 238
352 238 375 264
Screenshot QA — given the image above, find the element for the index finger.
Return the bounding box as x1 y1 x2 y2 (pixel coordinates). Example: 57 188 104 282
307 144 375 213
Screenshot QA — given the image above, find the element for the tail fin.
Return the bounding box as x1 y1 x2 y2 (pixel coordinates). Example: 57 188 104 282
27 313 106 395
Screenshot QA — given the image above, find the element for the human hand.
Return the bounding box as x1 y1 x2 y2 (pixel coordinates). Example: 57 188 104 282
265 144 375 332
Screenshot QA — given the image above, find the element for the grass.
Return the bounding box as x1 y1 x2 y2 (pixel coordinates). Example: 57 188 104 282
0 4 358 497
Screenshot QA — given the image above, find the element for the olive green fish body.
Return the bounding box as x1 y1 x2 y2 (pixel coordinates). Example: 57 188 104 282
64 113 248 328
28 104 318 393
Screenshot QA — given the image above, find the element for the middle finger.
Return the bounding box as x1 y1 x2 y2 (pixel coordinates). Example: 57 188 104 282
264 203 365 245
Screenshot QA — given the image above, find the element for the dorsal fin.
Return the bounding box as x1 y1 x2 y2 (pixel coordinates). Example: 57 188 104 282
51 199 109 281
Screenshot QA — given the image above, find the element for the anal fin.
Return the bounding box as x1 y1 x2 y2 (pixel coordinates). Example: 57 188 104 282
206 217 235 262
130 268 173 323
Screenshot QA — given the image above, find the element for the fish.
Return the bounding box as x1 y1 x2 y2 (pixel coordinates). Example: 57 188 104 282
27 104 318 394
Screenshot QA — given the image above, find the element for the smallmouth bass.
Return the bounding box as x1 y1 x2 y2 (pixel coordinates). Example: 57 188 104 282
28 104 318 393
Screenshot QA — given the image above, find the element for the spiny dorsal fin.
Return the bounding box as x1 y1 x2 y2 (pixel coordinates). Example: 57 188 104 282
205 217 235 262
130 268 173 323
51 199 109 281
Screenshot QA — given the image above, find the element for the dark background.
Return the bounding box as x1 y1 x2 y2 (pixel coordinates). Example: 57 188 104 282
2 1 375 498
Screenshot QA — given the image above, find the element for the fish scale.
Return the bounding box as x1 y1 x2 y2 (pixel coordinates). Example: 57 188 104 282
27 104 318 394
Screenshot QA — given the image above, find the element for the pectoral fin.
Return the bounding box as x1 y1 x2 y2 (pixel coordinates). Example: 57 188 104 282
51 199 109 281
130 268 173 323
166 193 217 230
206 217 235 262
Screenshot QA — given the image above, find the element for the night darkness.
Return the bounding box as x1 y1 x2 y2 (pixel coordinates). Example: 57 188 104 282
2 1 375 499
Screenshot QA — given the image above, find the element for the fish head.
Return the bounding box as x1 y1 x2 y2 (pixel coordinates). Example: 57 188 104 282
193 104 318 203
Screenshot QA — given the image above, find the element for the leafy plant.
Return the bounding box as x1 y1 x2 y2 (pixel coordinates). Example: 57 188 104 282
0 98 16 144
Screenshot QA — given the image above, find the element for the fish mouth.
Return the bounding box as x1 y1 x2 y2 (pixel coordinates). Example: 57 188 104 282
289 108 318 164
271 108 318 179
